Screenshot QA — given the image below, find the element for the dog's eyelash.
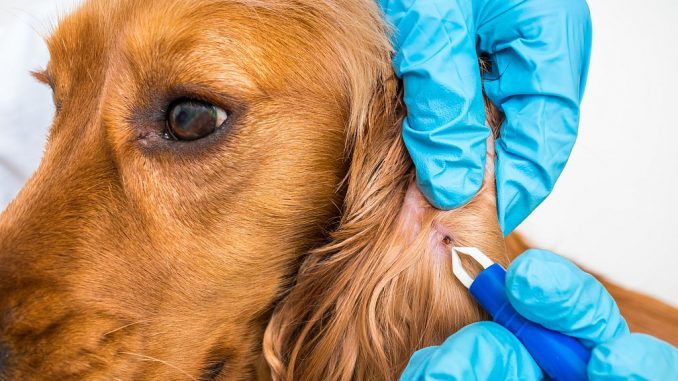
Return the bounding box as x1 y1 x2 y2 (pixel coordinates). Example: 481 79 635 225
31 69 55 89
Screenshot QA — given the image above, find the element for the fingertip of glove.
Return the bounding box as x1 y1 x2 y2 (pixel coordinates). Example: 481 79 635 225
415 170 483 210
399 345 439 380
438 322 518 360
399 323 508 380
506 249 579 306
442 322 529 360
448 321 510 342
508 250 630 344
439 322 542 380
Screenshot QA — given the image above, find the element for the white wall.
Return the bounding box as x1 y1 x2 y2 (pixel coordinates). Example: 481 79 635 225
1 0 677 306
518 0 678 306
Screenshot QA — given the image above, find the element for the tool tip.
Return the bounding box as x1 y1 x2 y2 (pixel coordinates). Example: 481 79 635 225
451 247 495 289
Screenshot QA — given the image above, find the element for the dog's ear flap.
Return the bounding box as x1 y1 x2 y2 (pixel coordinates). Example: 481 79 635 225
262 67 418 379
262 65 509 380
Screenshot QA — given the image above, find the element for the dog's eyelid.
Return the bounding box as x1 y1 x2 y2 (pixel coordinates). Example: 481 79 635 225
164 83 244 115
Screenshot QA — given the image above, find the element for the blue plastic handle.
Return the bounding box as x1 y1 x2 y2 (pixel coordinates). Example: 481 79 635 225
469 264 591 381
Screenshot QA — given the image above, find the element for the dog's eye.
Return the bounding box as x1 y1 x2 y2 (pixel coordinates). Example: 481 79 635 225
165 100 228 141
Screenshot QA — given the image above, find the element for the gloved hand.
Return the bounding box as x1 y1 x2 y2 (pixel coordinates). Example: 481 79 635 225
378 0 593 234
400 250 678 380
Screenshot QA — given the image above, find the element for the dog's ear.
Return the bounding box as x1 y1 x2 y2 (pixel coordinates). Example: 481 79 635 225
261 9 511 375
262 61 411 378
263 55 510 379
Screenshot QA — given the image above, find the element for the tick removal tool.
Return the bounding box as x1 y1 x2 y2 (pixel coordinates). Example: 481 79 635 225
451 247 591 381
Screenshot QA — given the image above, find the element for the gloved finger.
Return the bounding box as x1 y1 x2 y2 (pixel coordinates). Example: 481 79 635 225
400 321 543 380
589 333 678 380
474 0 593 234
379 0 490 210
506 249 629 348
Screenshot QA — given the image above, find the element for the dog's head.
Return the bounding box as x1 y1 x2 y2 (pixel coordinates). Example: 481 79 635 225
0 0 505 379
0 0 395 378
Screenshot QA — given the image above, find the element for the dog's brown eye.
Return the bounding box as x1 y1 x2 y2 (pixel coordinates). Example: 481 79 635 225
165 100 228 141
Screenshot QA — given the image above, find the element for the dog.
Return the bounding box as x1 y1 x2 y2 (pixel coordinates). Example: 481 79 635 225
0 0 675 380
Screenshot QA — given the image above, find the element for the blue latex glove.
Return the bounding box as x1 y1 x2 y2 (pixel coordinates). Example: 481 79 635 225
400 250 678 380
378 0 593 234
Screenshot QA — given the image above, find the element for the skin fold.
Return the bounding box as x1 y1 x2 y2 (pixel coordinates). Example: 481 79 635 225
0 1 675 380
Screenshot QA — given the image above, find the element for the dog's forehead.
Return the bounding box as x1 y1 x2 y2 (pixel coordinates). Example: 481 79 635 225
46 0 361 95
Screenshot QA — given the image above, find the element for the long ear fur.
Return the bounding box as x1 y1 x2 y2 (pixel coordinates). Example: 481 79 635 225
263 50 508 379
261 3 678 375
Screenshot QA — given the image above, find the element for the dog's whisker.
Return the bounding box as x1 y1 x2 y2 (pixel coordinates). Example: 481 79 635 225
103 320 149 337
121 351 197 381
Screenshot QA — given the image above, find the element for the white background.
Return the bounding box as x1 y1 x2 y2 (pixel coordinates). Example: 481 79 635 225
518 0 678 307
1 0 677 306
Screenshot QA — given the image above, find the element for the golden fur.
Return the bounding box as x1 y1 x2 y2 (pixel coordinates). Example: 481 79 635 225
0 0 675 380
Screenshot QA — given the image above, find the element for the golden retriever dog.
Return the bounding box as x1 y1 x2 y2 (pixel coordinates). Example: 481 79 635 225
0 0 676 380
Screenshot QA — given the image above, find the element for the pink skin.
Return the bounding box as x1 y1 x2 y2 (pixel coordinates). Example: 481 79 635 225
396 136 497 259
398 184 454 253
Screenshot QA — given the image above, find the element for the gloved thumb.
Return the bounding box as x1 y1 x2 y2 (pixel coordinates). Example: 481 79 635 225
505 249 629 347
